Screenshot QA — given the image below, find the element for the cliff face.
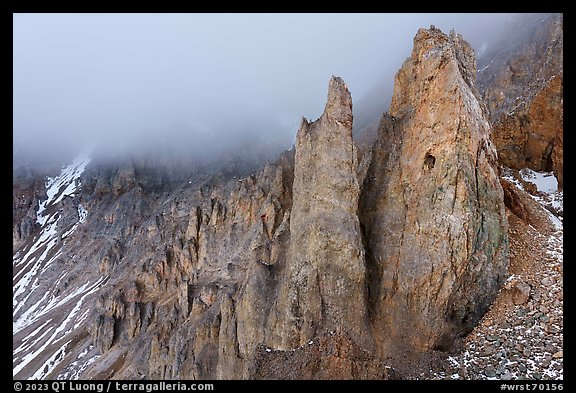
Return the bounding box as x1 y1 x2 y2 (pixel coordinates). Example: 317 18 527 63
360 28 509 354
12 171 47 250
478 13 563 188
18 21 565 380
84 152 296 379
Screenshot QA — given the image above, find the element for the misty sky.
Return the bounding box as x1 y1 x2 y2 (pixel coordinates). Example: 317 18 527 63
13 13 516 161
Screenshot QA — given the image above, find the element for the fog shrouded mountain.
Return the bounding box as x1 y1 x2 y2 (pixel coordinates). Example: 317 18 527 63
13 13 516 170
13 13 562 380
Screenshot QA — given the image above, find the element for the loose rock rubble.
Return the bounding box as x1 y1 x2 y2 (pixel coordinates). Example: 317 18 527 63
426 170 563 380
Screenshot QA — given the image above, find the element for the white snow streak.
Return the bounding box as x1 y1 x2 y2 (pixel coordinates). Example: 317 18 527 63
13 319 53 356
14 151 92 326
77 204 88 223
502 168 563 231
30 340 71 380
13 150 103 380
13 276 108 378
62 350 99 380
36 150 91 226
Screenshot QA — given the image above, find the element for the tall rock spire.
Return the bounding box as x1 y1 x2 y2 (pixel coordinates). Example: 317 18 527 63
272 76 370 349
361 27 509 354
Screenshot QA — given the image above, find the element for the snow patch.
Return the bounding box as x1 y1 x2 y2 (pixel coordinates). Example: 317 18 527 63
502 167 563 231
14 150 94 336
36 150 91 226
68 352 99 380
30 340 71 380
13 319 53 356
77 347 90 359
434 170 563 380
519 169 557 194
77 204 88 223
447 356 461 370
477 42 488 58
13 276 108 378
14 212 61 269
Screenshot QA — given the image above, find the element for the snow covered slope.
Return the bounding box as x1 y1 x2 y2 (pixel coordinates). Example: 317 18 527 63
503 168 563 227
13 150 108 379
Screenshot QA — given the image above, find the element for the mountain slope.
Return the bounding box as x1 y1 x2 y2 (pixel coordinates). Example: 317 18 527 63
13 19 562 380
477 13 563 188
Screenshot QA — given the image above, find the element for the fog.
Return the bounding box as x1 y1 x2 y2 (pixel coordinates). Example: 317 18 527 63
13 13 517 166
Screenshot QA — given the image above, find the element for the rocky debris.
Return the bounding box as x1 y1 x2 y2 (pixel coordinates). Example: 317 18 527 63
250 330 395 379
271 76 370 351
504 278 531 306
360 27 508 354
500 180 552 233
501 167 562 226
425 174 563 380
478 13 563 188
516 168 563 219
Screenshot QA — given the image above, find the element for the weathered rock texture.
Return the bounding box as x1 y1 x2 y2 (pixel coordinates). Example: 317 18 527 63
360 27 509 354
251 331 394 379
82 152 296 380
14 25 529 381
12 172 46 249
478 13 563 188
271 77 370 350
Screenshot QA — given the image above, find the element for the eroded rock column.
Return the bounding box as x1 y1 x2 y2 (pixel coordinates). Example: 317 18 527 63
272 77 370 349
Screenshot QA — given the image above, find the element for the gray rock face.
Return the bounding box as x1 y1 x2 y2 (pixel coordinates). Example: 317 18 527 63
271 76 370 350
12 169 51 249
93 315 116 352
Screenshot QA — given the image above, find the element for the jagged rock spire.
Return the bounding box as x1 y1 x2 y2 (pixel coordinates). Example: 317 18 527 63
271 75 370 350
361 26 509 354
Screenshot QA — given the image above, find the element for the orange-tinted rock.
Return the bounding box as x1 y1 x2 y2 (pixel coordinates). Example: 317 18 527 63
552 129 563 190
361 27 509 354
479 14 563 188
490 76 563 179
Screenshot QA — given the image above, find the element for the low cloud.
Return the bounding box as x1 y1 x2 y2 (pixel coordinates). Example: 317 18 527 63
13 13 517 166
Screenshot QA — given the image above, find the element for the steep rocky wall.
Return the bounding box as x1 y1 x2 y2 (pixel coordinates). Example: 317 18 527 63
478 13 563 188
360 27 509 354
12 174 46 250
80 152 296 379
